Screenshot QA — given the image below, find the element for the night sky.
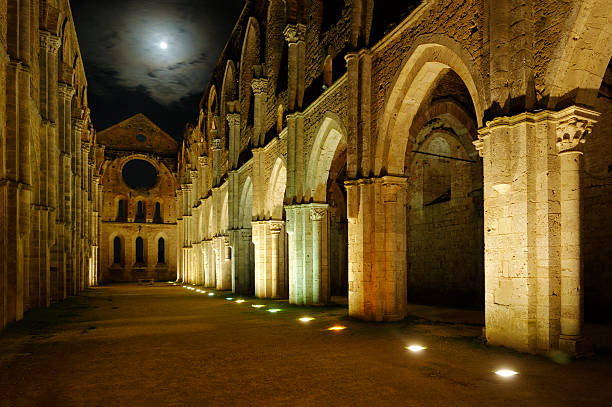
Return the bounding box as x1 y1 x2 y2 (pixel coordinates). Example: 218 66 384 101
71 0 244 141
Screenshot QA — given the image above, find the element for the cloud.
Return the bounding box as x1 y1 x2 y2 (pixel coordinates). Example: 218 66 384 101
74 0 241 105
71 0 243 137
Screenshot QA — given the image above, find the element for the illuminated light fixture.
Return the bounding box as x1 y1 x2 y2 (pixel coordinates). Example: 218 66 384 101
251 304 265 308
328 326 346 331
225 297 234 301
208 293 214 296
196 289 202 293
267 308 282 313
299 317 314 323
235 299 245 304
495 369 518 378
182 286 187 288
406 345 427 352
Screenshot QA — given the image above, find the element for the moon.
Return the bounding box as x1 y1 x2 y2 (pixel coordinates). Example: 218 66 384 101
159 41 168 50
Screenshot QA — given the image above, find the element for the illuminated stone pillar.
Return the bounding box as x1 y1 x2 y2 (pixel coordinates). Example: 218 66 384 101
212 137 222 188
252 221 286 299
344 177 407 321
203 239 215 288
176 189 184 282
251 78 268 147
286 204 330 305
555 107 599 355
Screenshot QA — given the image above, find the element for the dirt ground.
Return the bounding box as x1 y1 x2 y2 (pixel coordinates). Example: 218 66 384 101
1 283 611 407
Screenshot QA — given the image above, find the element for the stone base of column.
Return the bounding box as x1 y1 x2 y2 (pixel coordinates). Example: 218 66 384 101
559 335 593 358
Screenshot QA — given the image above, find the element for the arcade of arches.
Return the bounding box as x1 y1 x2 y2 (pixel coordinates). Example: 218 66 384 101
1 0 612 357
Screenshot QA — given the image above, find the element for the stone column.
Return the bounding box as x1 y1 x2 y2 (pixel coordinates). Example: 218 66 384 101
251 78 268 147
286 204 330 305
198 156 209 198
283 24 306 111
175 190 184 282
226 113 240 170
212 137 222 187
344 177 407 321
269 221 284 299
555 107 599 355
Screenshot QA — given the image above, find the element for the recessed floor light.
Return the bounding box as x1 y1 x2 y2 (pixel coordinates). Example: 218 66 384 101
225 297 234 300
495 369 518 377
406 345 427 352
328 326 346 331
235 299 245 303
267 309 282 313
208 293 214 296
251 304 265 308
299 317 314 322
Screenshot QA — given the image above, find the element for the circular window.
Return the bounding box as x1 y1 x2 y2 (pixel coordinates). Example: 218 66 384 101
136 133 147 142
122 159 158 189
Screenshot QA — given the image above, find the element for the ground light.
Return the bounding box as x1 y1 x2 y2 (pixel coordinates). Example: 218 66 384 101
208 293 214 296
251 304 265 308
495 369 518 377
267 309 282 313
235 299 245 304
406 345 427 352
225 297 234 300
328 326 346 331
196 289 202 293
299 317 314 322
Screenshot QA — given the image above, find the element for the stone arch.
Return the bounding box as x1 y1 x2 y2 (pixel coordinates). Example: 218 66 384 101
376 40 485 176
109 232 125 266
240 177 253 229
240 17 262 128
207 85 218 139
545 0 612 109
267 158 287 220
221 60 238 139
306 112 348 202
220 192 229 233
266 0 287 90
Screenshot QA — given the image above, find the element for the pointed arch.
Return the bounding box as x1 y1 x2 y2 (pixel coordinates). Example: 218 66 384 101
545 0 612 108
221 60 237 139
376 40 485 176
306 112 348 202
240 177 253 229
267 158 287 219
240 17 262 128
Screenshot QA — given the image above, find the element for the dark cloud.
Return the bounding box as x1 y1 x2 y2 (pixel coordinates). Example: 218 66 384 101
71 0 244 140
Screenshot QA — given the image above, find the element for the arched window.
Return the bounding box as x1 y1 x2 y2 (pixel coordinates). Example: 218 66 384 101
113 236 122 264
117 200 127 221
323 55 333 88
136 201 145 222
158 238 165 263
135 237 144 263
154 202 162 223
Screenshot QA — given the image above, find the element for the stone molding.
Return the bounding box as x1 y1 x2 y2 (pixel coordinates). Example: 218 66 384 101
309 206 328 221
269 220 285 233
198 156 208 166
283 24 306 43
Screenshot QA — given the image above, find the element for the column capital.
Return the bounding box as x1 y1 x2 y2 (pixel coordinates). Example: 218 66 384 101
269 220 285 233
39 30 61 54
72 118 85 134
226 113 241 126
251 77 269 95
182 183 193 191
211 138 223 151
283 23 307 43
58 83 75 100
554 106 600 154
190 169 199 180
309 204 329 222
198 156 208 166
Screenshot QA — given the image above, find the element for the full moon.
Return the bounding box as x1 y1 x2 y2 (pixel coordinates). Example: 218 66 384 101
159 41 168 50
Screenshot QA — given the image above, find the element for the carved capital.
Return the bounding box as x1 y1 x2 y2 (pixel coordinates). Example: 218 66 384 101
57 83 75 101
251 77 269 95
269 221 285 233
283 24 306 43
190 170 199 180
222 236 230 246
240 229 252 240
72 118 85 134
211 138 223 151
226 113 241 127
40 30 61 54
310 207 327 222
182 183 193 191
198 156 208 167
554 106 600 154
